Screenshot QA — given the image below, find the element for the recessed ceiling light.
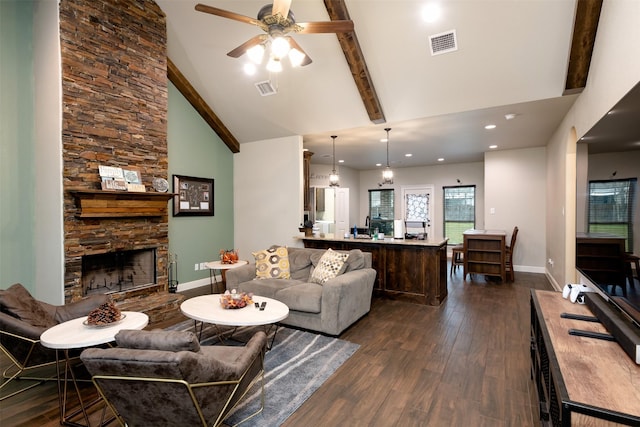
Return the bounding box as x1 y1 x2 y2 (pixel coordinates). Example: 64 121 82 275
380 138 388 143
422 3 443 23
338 159 344 163
405 153 413 157
504 113 517 120
484 124 497 130
489 145 498 149
376 163 382 167
437 158 445 162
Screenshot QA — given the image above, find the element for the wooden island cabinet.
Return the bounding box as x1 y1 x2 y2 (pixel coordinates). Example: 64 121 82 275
302 236 448 306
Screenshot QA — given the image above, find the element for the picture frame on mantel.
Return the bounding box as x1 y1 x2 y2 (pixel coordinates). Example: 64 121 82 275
172 175 214 217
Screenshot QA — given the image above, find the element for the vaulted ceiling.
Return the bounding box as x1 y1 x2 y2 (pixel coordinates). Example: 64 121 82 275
156 0 603 170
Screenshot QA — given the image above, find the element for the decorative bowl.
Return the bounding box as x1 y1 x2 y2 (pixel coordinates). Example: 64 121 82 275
220 292 253 309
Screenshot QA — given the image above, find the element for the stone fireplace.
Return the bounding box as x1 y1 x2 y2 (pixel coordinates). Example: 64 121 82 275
57 0 183 321
82 248 157 297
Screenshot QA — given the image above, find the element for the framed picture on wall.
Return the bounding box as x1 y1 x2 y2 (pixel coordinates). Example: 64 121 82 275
172 175 214 216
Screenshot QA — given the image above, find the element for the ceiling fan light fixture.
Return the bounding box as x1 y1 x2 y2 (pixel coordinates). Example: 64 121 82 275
243 62 257 75
288 48 306 67
247 44 265 64
271 36 290 59
266 56 283 73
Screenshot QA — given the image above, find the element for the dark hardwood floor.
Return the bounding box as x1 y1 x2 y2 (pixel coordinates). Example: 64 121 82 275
1 265 552 426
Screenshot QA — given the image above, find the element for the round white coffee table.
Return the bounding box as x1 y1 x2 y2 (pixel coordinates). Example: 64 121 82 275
180 294 288 348
41 311 149 349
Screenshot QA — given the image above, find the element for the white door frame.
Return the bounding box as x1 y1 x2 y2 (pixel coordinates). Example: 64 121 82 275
401 184 434 233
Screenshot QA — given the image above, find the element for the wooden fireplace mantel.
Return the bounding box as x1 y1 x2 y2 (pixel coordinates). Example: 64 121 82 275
70 190 176 218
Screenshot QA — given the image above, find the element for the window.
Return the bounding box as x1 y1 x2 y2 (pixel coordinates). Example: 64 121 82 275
443 186 476 245
588 179 636 251
368 189 394 236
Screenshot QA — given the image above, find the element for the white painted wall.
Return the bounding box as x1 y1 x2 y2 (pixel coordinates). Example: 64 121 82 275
234 135 304 258
34 0 64 304
357 162 485 240
309 163 359 226
545 0 640 288
485 147 547 272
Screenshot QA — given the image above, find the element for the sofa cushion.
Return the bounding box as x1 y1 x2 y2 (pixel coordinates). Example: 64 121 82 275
287 248 314 280
343 249 366 272
252 246 291 279
0 283 56 328
237 279 304 300
115 329 201 353
309 249 349 285
275 283 322 313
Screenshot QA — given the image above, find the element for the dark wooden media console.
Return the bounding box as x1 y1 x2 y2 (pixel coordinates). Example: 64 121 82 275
530 290 640 426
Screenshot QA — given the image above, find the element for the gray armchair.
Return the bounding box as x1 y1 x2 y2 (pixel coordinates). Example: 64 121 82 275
0 283 108 400
80 329 267 427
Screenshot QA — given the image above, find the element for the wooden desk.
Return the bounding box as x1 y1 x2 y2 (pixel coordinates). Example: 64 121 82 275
530 290 640 426
301 236 448 306
463 229 506 281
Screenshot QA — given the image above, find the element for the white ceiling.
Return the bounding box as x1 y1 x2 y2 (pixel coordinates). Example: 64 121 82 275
156 0 583 170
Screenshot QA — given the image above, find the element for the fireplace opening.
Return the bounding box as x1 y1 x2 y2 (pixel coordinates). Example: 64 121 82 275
82 248 157 296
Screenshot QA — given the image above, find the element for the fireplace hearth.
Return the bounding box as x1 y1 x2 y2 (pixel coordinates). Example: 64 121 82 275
82 248 157 296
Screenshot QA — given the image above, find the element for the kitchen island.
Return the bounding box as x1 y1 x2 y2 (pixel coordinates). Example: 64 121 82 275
301 236 448 306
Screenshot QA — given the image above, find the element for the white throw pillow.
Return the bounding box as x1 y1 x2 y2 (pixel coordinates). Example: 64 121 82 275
309 249 349 285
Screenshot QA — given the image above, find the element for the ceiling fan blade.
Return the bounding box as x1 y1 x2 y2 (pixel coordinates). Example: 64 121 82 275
287 37 313 66
227 35 268 58
272 0 292 18
195 3 260 27
296 20 354 34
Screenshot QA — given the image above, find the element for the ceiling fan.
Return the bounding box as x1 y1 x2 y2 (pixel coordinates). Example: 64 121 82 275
195 1 354 71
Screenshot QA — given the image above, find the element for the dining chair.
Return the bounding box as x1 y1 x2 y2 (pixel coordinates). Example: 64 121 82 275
505 227 519 282
450 244 464 276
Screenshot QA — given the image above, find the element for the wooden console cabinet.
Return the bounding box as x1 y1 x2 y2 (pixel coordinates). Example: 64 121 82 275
463 229 506 281
576 232 627 292
302 236 448 306
530 290 640 426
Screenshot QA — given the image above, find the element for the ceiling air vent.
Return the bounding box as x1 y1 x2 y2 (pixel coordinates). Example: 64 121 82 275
255 80 277 96
429 30 458 56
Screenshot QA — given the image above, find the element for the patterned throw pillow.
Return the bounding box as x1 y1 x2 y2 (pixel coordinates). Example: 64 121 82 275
252 246 291 279
309 249 349 285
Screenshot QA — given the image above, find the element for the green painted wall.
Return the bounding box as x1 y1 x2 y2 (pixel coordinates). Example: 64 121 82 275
0 1 235 292
168 83 234 287
0 1 36 290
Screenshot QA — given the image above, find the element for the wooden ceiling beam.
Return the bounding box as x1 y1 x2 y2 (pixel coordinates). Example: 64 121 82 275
167 58 240 153
564 0 603 95
324 0 385 124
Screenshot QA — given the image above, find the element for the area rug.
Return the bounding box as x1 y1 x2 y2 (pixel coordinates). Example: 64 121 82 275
165 320 359 426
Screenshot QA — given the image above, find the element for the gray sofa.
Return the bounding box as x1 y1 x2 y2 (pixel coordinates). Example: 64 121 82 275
225 247 376 336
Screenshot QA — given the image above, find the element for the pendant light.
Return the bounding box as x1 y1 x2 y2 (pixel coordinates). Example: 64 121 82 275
382 128 393 185
329 135 340 187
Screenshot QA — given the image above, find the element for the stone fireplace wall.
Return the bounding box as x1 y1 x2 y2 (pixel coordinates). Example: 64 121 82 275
60 0 168 302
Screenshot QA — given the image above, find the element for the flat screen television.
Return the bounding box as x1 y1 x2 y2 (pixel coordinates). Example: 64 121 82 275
576 81 640 363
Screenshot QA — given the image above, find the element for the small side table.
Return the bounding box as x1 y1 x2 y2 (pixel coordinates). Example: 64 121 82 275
204 260 249 294
40 311 149 427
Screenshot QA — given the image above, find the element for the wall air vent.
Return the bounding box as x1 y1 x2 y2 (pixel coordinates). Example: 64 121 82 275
255 80 277 96
429 30 458 56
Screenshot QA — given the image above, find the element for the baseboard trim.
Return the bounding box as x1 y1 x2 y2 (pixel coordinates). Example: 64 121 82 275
177 277 213 293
